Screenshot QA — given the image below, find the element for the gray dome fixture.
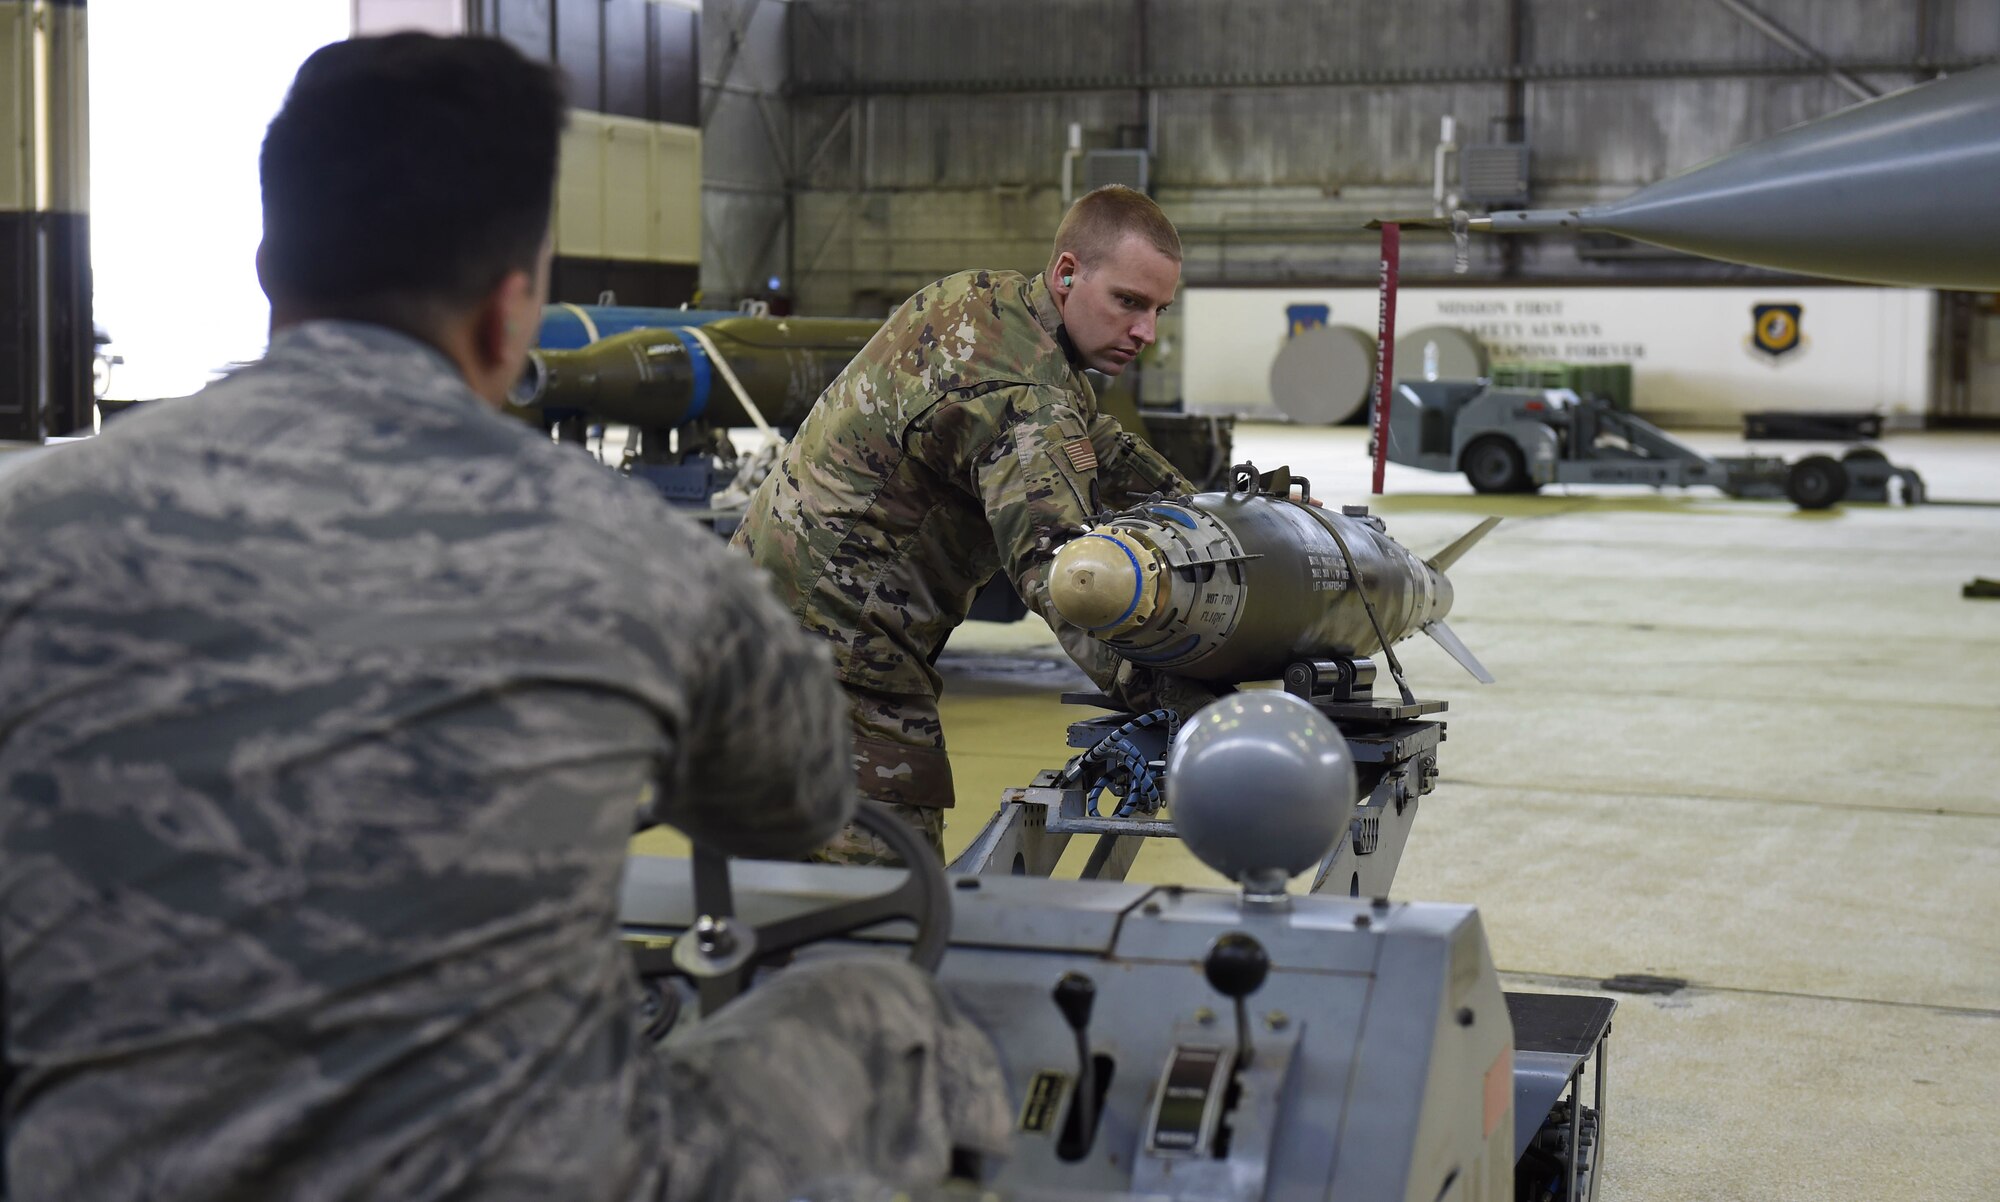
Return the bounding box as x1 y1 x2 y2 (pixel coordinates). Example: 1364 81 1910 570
1167 692 1358 895
1267 324 1377 425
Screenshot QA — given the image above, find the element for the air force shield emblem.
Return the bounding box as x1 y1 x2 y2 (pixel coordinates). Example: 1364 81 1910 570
1751 303 1804 358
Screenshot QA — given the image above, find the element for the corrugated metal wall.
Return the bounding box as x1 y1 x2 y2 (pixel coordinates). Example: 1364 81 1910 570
470 0 703 306
702 0 791 305
775 0 1998 314
476 0 698 123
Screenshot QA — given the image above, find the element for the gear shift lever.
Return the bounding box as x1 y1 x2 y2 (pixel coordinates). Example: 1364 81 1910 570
1204 932 1270 1068
1054 972 1098 1152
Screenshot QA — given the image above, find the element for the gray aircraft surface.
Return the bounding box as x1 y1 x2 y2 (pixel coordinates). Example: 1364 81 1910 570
1472 63 2000 290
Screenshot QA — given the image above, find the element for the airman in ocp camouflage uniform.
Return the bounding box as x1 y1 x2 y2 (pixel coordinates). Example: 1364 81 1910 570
734 187 1212 863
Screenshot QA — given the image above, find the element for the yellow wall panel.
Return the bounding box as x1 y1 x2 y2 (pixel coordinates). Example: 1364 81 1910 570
42 1 88 214
554 109 700 267
1 3 28 212
600 117 653 260
651 122 701 266
556 116 605 257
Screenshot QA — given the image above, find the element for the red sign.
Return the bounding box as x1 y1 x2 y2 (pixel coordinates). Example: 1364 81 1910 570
1371 223 1401 495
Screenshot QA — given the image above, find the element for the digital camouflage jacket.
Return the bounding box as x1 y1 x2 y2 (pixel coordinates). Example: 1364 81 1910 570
0 322 982 1201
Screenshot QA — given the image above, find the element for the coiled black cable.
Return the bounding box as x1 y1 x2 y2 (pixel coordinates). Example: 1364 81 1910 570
1077 708 1180 817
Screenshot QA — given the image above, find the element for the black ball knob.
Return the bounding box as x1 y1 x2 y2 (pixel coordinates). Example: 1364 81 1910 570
1054 972 1097 1031
1204 932 1270 1000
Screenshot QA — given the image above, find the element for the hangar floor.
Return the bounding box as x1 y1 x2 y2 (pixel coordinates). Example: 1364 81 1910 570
16 406 1988 1188
889 423 2000 1201
11 423 1991 1188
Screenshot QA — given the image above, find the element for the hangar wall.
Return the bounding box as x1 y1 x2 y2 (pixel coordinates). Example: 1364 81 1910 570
351 0 462 33
778 0 2000 329
1958 297 2000 420
1 0 92 440
1184 285 1935 426
453 0 786 310
468 0 703 308
700 0 790 306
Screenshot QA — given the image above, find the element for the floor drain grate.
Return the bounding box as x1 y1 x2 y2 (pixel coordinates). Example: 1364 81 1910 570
1598 973 1688 996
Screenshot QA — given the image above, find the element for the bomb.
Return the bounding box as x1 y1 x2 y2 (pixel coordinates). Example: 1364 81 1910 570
508 317 879 430
1049 472 1497 686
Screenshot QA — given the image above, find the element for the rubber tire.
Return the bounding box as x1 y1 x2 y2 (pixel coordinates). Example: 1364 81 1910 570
1841 446 1888 464
1463 436 1534 494
1785 455 1849 510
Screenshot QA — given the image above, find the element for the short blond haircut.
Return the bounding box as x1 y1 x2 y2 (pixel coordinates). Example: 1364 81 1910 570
1049 185 1182 275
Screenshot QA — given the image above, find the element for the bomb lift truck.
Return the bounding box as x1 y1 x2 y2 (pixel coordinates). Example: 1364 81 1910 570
1382 381 1924 510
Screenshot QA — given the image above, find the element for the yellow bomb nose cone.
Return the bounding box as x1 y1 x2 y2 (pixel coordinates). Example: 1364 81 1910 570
1050 531 1160 633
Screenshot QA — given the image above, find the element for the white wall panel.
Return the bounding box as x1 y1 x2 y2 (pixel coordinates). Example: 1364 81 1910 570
1183 285 1936 425
1968 305 2000 418
351 0 465 35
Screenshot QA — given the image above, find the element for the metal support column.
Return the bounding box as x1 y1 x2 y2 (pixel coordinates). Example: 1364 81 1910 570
2 0 91 443
1499 0 1527 280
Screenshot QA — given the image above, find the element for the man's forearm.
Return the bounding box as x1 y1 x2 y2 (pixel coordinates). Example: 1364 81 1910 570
1021 561 1217 718
1093 420 1191 506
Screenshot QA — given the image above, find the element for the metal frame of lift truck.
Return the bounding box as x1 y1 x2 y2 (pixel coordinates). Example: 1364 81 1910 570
939 656 1612 1200
622 852 1613 1202
952 661 1435 903
1383 380 1924 510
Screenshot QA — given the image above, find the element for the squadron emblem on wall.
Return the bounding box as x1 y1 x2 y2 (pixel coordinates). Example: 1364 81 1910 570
1749 302 1805 359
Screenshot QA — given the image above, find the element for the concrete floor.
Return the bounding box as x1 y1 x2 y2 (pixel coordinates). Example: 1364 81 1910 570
21 414 1993 1192
919 424 2000 1200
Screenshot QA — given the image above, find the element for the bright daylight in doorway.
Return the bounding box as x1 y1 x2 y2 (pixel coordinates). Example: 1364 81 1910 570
90 0 350 400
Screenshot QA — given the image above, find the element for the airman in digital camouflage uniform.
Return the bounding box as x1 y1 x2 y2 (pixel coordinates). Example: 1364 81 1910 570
0 35 1007 1202
734 186 1213 864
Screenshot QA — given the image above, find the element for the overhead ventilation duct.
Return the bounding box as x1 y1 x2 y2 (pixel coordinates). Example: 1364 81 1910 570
1082 148 1150 194
1459 143 1531 208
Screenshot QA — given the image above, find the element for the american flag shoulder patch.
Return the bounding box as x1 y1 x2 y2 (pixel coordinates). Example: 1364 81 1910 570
1063 438 1099 474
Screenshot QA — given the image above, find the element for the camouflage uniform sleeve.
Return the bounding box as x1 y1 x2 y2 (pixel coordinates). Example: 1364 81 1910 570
1084 409 1190 506
936 388 1217 718
658 959 1011 1202
651 540 856 858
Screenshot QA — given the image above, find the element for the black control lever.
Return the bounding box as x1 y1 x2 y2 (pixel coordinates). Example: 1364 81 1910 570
1204 933 1270 1069
1054 973 1099 1148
